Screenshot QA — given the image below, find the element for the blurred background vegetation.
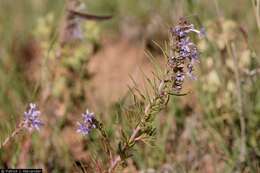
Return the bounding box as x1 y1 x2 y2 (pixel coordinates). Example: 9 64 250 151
0 0 259 172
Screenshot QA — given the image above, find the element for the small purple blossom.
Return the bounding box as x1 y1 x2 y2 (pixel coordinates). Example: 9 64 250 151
176 72 185 82
77 122 91 135
173 26 187 37
77 109 96 136
169 18 204 92
82 110 95 124
179 38 191 51
187 63 197 80
23 103 43 131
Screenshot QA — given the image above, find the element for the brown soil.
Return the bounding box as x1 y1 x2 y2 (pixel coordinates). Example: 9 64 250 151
87 39 162 108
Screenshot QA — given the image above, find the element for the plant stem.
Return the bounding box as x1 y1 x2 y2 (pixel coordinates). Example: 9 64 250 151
108 125 142 173
252 0 260 31
230 42 246 163
108 80 167 173
0 122 24 150
98 124 114 163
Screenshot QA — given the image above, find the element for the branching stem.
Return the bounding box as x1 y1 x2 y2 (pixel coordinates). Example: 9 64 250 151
108 80 167 173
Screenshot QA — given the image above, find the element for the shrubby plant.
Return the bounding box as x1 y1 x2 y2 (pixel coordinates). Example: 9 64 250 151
75 18 204 172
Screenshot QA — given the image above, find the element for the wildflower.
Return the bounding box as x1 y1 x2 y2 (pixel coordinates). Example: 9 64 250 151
169 18 204 92
77 109 96 135
23 103 43 131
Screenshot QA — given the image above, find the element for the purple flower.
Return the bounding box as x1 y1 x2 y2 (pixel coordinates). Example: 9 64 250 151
23 103 43 131
179 38 191 51
187 64 197 80
76 122 91 135
190 47 199 61
174 27 187 37
176 72 185 82
82 110 95 124
77 109 96 136
169 18 203 92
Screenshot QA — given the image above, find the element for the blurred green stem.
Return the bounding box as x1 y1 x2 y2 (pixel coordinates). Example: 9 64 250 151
213 0 221 18
0 122 23 150
230 42 246 163
252 0 260 31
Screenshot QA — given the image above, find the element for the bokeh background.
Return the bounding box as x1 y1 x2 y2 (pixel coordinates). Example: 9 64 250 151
0 0 259 172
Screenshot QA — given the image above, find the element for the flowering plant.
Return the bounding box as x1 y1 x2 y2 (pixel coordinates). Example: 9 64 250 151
0 103 43 149
75 18 204 172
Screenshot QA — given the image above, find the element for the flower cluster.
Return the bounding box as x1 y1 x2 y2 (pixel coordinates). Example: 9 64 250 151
169 18 205 92
76 110 97 135
23 103 43 131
